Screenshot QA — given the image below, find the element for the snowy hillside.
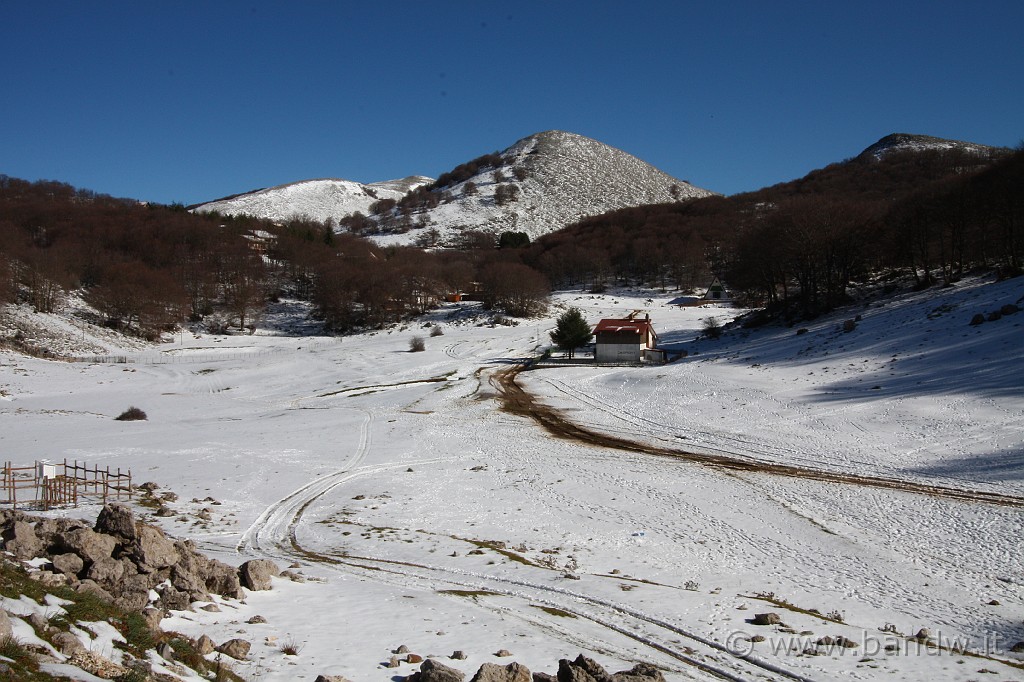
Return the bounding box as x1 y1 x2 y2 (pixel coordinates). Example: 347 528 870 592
191 175 432 223
388 130 714 246
192 131 715 247
2 274 1023 682
859 132 1007 161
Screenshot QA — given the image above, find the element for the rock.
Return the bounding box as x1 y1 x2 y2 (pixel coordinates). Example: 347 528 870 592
471 662 532 682
1010 641 1024 653
94 503 137 541
195 634 216 655
238 558 280 591
387 656 401 668
131 525 179 572
608 664 664 682
203 558 244 598
533 674 556 682
751 612 782 626
113 589 151 614
315 676 354 682
32 517 88 552
87 556 126 584
969 313 986 326
913 628 932 641
842 319 857 333
27 611 50 634
62 527 117 564
51 630 88 656
395 644 411 654
416 658 466 682
1001 304 1020 316
76 580 114 602
280 569 306 583
32 570 69 588
217 638 252 661
200 603 221 612
451 650 468 660
408 653 425 664
172 539 242 599
138 481 160 492
0 609 12 640
2 519 45 559
142 607 163 631
247 615 268 624
557 657 603 682
495 649 513 658
50 552 84 577
156 584 192 611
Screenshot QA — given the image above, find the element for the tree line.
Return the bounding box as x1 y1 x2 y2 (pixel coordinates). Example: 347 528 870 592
0 176 551 341
3 141 1019 343
521 144 1023 319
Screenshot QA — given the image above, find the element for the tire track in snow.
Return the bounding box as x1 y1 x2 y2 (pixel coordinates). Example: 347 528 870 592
231 403 814 680
237 407 373 554
498 365 1024 508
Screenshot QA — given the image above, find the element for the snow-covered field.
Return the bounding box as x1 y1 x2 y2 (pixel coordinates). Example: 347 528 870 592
2 276 1023 681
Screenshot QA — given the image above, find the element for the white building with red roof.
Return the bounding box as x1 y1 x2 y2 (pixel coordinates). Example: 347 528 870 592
593 312 658 364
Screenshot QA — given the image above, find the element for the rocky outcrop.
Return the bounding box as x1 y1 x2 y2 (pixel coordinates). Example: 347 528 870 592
0 504 272 613
401 655 664 682
471 661 532 682
409 658 466 682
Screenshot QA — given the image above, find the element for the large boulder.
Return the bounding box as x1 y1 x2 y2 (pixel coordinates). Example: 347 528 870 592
51 552 85 578
217 638 252 661
472 662 532 682
239 559 280 591
410 659 465 682
203 559 244 599
172 539 242 599
2 519 45 560
94 503 138 541
558 656 609 682
61 528 117 564
130 525 179 572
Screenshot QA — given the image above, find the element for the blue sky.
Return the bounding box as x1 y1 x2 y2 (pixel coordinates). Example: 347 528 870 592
3 1 1021 205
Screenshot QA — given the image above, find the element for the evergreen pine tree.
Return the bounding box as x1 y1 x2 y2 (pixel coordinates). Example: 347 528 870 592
549 307 592 358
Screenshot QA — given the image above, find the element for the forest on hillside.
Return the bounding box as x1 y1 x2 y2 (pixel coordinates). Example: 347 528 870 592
1 143 1021 346
0 176 548 342
523 144 1023 318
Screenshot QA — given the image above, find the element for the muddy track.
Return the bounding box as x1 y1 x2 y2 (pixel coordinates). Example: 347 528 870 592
494 364 1024 508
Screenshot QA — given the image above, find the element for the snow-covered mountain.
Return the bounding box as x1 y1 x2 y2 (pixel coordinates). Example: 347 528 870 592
191 175 433 224
192 131 715 246
858 132 1006 161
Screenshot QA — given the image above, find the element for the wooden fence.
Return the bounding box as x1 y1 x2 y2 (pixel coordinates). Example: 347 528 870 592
0 459 132 511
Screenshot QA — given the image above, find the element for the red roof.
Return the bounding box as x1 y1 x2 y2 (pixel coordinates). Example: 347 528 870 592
594 318 657 339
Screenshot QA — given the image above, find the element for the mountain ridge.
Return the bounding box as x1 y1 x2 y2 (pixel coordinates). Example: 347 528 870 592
192 130 714 245
858 132 1008 161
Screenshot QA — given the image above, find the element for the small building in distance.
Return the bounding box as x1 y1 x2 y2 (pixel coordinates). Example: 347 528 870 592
594 312 658 364
702 276 733 304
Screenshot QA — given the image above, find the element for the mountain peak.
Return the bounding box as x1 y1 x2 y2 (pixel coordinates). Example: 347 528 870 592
193 131 714 246
858 132 1006 160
